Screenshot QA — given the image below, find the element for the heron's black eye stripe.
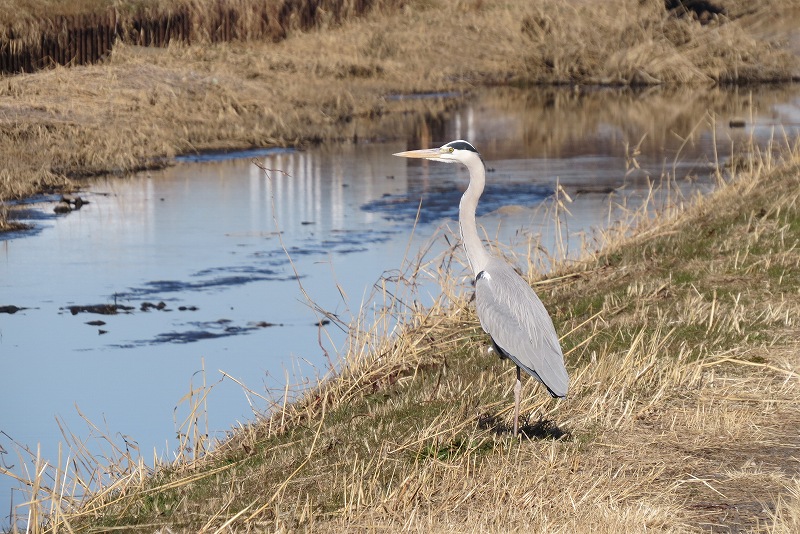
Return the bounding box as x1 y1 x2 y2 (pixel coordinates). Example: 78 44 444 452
444 140 479 153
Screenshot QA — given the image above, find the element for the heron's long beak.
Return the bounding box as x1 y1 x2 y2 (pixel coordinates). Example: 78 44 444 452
393 148 441 159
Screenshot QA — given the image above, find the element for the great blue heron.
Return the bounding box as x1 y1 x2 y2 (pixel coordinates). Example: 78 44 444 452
394 140 569 436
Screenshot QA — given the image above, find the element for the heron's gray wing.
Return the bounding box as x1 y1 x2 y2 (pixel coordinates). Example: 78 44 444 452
474 258 569 397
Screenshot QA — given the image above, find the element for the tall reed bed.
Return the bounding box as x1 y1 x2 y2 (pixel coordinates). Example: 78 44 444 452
0 0 404 73
0 0 401 44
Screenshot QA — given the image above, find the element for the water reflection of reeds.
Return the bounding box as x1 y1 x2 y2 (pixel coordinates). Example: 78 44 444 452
405 86 800 164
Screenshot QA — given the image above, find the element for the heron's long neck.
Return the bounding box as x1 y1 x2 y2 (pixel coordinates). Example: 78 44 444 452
459 157 490 277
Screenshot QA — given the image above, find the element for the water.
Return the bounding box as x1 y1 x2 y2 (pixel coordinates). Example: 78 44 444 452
2 85 799 523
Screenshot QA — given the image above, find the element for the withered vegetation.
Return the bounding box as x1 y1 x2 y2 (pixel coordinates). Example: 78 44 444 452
1 0 799 229
521 0 800 85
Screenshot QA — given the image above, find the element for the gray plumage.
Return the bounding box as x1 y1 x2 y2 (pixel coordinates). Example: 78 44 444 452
475 257 568 397
394 139 569 435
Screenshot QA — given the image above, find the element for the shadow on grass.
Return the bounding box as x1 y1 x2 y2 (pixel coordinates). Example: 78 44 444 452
478 413 570 441
414 416 570 463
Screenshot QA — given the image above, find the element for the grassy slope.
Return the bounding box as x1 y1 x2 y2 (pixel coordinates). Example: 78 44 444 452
2 1 799 530
63 129 800 532
1 0 799 230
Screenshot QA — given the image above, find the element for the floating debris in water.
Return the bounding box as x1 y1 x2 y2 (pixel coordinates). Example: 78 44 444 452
53 194 89 214
62 194 88 209
140 301 168 312
65 304 134 315
86 320 106 326
0 305 26 314
252 321 283 328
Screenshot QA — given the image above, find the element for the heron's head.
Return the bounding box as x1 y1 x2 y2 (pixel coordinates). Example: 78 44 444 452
393 140 481 164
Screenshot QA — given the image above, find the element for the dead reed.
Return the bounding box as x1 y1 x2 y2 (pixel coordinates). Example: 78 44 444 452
0 0 401 74
0 0 398 43
522 0 800 85
2 1 800 527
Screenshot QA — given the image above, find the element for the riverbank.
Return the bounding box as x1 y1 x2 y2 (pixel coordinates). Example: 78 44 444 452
2 1 800 531
14 114 791 531
2 0 799 230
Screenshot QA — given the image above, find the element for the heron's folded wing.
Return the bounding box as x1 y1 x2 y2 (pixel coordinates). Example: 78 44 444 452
474 261 568 397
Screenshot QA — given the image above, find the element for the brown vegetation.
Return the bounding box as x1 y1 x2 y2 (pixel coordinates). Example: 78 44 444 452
1 4 800 525
522 0 799 85
0 0 398 73
1 0 799 230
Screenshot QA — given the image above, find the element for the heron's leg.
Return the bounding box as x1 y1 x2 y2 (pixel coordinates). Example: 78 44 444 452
513 366 521 437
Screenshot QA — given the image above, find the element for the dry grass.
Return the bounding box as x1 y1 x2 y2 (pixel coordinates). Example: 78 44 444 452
0 0 109 27
6 120 799 532
522 0 800 85
0 0 392 40
2 0 800 230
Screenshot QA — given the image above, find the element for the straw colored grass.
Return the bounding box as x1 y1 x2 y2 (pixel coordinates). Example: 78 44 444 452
0 0 395 42
522 0 800 85
2 0 799 230
6 116 797 532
